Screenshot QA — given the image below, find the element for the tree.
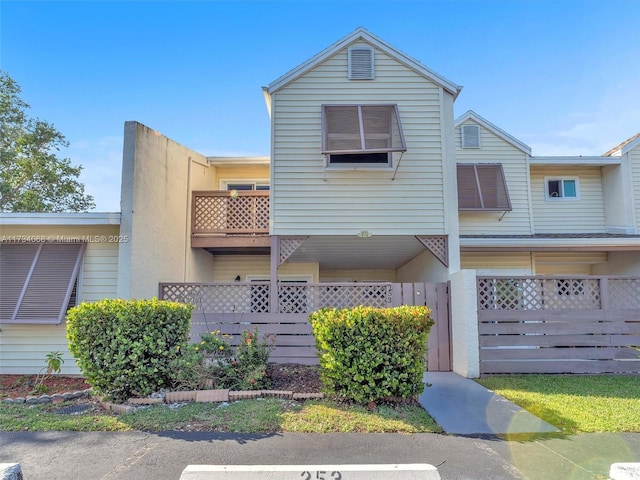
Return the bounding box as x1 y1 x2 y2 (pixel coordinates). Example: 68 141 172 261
0 71 95 212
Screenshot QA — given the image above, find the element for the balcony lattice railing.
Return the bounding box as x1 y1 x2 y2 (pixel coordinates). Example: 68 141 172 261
192 191 269 235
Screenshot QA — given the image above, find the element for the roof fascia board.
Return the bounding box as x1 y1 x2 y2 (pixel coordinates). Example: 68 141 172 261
266 27 461 97
603 132 640 156
622 135 640 155
0 212 121 226
530 156 621 166
460 236 640 250
455 110 531 154
207 156 270 166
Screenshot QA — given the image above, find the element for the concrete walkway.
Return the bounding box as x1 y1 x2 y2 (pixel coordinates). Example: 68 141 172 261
419 372 559 435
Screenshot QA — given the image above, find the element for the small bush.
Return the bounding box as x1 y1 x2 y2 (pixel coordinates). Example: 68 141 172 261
170 327 274 391
309 306 434 404
66 298 193 402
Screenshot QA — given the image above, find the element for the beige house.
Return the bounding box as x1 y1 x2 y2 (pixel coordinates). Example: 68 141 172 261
2 27 639 376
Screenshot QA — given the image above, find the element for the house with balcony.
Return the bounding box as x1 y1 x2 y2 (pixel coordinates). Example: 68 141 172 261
2 27 639 376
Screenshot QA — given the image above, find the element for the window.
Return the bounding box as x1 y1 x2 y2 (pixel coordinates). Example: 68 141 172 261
0 242 85 324
461 124 481 149
545 178 578 200
457 163 512 211
348 47 374 80
321 104 406 168
223 182 269 191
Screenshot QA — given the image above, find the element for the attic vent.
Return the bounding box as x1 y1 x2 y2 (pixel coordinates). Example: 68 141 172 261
461 124 481 148
348 47 374 80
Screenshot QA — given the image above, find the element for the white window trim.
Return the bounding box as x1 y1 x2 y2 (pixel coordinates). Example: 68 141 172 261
324 152 396 171
544 177 580 201
220 180 270 190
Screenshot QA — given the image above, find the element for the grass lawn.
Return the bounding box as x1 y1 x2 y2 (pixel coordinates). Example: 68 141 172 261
477 375 640 434
0 398 441 433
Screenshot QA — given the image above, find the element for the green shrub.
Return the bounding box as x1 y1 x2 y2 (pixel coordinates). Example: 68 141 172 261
66 298 193 402
169 327 274 391
309 306 434 404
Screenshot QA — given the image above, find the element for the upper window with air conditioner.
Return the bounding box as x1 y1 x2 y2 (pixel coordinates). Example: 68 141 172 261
348 47 374 80
321 104 406 169
545 177 579 201
457 163 512 211
461 124 481 149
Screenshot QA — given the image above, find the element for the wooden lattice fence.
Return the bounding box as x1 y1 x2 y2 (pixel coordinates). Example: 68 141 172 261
477 276 640 374
159 282 451 369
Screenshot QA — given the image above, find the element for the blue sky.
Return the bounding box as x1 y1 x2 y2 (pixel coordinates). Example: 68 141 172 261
2 0 639 211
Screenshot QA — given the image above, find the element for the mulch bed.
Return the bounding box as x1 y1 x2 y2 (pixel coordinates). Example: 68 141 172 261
0 364 322 400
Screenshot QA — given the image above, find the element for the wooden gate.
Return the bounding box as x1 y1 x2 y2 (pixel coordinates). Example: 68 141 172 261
391 282 451 372
160 281 451 371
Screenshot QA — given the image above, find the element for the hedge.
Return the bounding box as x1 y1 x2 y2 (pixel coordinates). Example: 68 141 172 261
66 298 193 402
309 305 434 404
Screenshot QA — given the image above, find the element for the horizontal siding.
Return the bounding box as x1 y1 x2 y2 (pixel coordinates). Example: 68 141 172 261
461 252 533 271
0 225 119 374
214 165 270 189
272 40 448 236
0 324 81 374
534 252 607 265
530 166 606 233
81 242 119 302
631 147 640 230
456 120 532 235
211 256 319 282
534 264 593 275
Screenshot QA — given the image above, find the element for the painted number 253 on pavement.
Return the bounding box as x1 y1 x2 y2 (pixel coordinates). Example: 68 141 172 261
301 472 342 480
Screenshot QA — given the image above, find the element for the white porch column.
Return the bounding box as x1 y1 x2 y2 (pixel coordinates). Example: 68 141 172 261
449 269 480 378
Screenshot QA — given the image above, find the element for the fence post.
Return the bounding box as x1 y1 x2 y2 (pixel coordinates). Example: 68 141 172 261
600 277 609 311
449 270 480 378
270 235 280 313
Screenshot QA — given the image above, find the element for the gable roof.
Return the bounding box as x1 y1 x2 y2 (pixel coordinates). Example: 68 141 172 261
264 27 462 98
454 110 532 154
603 132 640 157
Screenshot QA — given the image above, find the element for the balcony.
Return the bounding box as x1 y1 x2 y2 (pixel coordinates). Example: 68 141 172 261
191 190 270 251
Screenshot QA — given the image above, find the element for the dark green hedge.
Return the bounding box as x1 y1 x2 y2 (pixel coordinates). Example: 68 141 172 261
309 306 434 404
66 298 192 402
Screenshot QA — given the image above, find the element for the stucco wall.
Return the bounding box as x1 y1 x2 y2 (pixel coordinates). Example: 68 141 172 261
449 269 479 378
118 122 215 299
396 250 449 283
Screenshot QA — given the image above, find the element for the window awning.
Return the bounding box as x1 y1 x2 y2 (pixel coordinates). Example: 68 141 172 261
321 104 406 154
0 242 85 324
457 163 512 211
